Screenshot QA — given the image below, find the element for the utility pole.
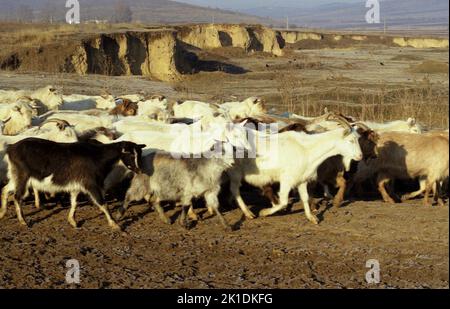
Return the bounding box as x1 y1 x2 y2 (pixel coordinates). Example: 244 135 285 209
286 16 289 30
212 0 216 24
383 17 386 34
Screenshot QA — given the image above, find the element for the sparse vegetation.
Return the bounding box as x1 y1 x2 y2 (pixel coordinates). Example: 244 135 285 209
409 60 449 74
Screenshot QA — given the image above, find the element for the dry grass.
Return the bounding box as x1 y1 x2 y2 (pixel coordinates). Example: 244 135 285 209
409 60 449 74
277 74 449 129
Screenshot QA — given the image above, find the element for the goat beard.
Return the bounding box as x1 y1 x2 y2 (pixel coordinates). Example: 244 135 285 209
343 157 353 172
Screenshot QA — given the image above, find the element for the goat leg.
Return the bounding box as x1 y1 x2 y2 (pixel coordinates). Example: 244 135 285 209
377 174 396 204
205 192 230 230
332 173 346 208
33 188 41 209
153 201 171 225
187 205 199 221
259 181 290 217
0 185 11 220
298 183 319 224
178 205 190 228
67 192 78 228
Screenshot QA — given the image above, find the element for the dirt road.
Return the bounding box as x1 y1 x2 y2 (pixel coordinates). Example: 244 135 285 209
0 193 447 289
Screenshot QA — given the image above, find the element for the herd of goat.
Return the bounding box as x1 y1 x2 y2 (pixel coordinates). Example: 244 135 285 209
0 85 448 230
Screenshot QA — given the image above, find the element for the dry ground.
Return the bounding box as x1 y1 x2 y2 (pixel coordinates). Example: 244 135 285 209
0 195 448 288
0 35 448 289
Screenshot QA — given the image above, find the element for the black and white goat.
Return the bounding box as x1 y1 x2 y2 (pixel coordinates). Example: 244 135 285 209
0 138 145 229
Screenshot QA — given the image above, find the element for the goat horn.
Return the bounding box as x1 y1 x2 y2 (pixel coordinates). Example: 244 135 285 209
309 111 335 124
40 118 71 130
151 95 166 100
327 113 352 135
2 117 12 124
353 122 371 131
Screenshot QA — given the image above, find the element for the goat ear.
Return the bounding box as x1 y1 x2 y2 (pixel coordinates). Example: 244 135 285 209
369 131 380 143
407 117 416 126
137 144 146 149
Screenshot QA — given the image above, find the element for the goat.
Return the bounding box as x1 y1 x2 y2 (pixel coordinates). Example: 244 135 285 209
109 99 138 116
105 119 250 195
315 123 379 207
114 117 250 156
0 85 63 110
351 132 449 206
0 138 145 229
35 113 117 134
0 119 117 207
137 95 168 119
117 150 234 229
219 97 267 120
227 114 363 223
0 101 34 135
362 118 423 134
172 100 219 119
61 93 116 110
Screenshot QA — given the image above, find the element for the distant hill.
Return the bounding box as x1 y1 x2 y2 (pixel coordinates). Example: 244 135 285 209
0 0 275 25
241 0 449 30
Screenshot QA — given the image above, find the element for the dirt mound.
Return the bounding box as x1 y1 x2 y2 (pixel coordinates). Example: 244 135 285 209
409 60 449 74
0 24 284 81
281 31 449 50
0 31 190 81
177 24 284 56
283 32 395 50
393 37 449 48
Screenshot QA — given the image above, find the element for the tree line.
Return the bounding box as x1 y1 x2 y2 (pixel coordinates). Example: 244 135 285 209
1 0 133 23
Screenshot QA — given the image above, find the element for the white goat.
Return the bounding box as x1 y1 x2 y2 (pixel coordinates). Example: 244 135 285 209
38 113 117 133
61 94 116 110
0 101 34 135
362 118 423 134
227 115 363 223
0 85 63 110
172 100 219 119
137 95 168 117
219 97 267 120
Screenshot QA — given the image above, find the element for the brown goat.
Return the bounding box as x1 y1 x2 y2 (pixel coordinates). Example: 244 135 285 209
351 132 449 206
109 99 138 116
316 126 379 207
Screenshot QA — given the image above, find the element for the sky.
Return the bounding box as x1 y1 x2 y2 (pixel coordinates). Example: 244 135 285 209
175 0 362 10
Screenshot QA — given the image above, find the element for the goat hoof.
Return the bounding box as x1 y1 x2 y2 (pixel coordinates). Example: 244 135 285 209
110 223 122 231
19 220 29 227
161 216 171 225
307 215 319 225
259 209 271 217
69 221 78 229
245 211 256 219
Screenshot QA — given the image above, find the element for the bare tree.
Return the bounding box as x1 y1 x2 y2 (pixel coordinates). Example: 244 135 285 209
113 1 132 23
16 4 34 23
